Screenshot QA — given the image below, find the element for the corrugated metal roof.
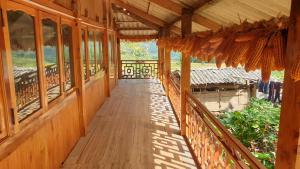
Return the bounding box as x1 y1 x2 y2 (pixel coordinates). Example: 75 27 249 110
174 68 261 86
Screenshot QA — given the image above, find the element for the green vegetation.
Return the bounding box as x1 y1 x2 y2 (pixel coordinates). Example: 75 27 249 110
121 41 158 60
271 71 284 81
220 98 280 169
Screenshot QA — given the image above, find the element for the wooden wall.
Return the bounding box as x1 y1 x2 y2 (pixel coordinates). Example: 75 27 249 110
0 0 118 168
84 74 106 125
0 93 81 169
80 0 105 24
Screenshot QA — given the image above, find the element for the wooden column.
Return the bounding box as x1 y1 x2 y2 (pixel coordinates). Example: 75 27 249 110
164 48 171 96
117 38 122 79
276 0 300 168
180 8 192 136
73 21 87 136
73 0 86 136
103 0 110 97
159 47 164 83
158 46 161 81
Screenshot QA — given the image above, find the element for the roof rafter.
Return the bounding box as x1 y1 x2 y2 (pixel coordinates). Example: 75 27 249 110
150 0 221 31
149 0 182 15
118 27 154 31
113 0 166 30
118 34 158 40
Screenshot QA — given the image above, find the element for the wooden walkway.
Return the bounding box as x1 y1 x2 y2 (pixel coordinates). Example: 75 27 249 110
61 79 197 169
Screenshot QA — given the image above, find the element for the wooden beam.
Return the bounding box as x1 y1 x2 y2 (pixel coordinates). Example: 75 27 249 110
112 5 160 30
113 0 166 28
118 34 158 40
118 27 154 31
192 14 221 31
275 0 300 168
180 8 192 136
149 0 182 15
163 0 220 31
191 0 211 12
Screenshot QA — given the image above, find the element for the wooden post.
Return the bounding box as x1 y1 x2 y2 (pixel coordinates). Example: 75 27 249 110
103 0 110 97
159 47 164 83
117 38 122 79
73 21 87 136
158 46 161 81
162 28 171 96
180 8 192 136
72 0 86 136
164 48 171 96
275 0 300 168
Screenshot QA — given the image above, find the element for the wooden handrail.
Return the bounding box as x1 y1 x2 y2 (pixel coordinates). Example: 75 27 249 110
185 92 267 169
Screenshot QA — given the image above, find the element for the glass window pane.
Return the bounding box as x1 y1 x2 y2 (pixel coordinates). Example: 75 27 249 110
109 35 115 78
88 31 95 76
42 19 61 103
62 24 75 91
95 32 103 72
81 30 87 80
7 10 41 121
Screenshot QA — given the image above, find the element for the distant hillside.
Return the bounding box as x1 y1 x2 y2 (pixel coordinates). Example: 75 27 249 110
121 41 182 60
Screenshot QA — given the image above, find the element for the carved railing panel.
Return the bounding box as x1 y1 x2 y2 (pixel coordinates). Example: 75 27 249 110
185 92 266 169
121 60 158 79
14 70 40 111
15 64 63 111
45 64 60 89
169 74 181 124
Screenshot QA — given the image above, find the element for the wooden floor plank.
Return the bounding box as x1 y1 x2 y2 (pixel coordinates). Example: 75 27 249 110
61 79 197 169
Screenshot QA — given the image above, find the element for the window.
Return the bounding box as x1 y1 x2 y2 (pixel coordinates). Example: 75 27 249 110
95 32 103 72
88 31 95 76
0 66 7 139
108 34 115 77
81 30 88 80
42 18 61 102
7 10 41 121
62 24 75 91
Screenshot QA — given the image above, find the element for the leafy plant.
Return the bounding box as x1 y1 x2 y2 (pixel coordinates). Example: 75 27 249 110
219 98 280 169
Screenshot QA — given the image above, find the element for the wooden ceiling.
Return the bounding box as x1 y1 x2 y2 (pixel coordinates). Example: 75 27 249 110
112 0 291 38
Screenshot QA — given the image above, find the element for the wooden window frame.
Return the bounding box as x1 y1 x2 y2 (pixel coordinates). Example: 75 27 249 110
39 11 64 109
0 30 9 141
6 1 46 129
87 29 97 78
81 27 90 83
61 18 76 95
95 31 105 73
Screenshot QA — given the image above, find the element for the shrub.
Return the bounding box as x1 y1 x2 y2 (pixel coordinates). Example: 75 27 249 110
220 98 280 169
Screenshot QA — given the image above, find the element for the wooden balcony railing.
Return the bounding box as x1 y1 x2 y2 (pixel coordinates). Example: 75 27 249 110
169 74 181 124
168 75 267 169
15 64 61 110
121 60 158 79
